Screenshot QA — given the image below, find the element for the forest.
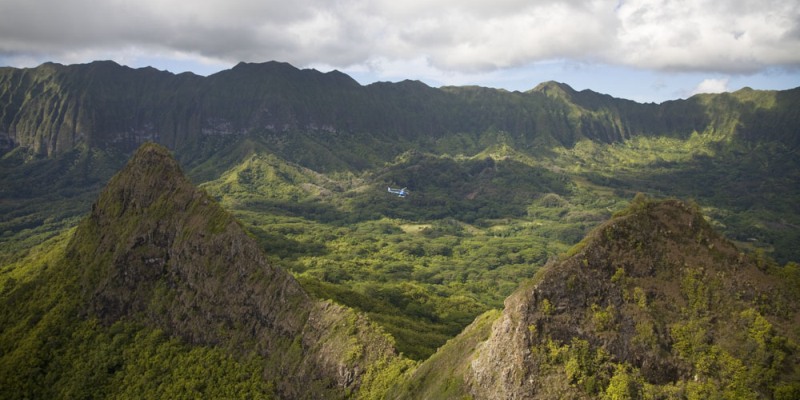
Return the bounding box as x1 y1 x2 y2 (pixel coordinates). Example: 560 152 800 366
1 61 799 398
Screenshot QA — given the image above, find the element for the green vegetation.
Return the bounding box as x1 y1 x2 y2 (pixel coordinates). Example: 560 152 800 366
0 227 275 399
384 310 501 399
4 123 797 363
465 197 800 399
0 146 124 264
1 144 411 399
201 148 605 359
186 120 799 361
553 133 800 263
1 62 799 398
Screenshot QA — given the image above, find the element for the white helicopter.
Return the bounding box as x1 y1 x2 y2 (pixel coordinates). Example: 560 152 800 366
387 187 409 198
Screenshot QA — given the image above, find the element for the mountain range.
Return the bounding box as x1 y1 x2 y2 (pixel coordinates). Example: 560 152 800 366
2 60 798 262
1 60 799 398
2 143 798 398
2 60 798 158
1 143 405 398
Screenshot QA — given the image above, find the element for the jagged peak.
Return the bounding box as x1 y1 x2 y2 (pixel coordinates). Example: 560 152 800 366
323 68 362 87
72 141 313 339
231 60 297 72
530 80 577 97
92 142 191 217
467 195 800 398
62 141 401 398
120 141 179 172
524 195 726 295
568 196 739 282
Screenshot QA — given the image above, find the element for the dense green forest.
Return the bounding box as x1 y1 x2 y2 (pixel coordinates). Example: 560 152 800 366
1 61 799 397
1 144 408 399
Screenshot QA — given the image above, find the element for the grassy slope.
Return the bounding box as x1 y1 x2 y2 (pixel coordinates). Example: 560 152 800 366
1 78 798 375
385 309 501 399
0 226 275 399
463 196 800 399
184 121 798 361
2 121 797 364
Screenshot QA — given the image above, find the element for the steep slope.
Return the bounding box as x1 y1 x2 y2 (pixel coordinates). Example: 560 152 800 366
3 63 798 261
0 142 399 399
4 60 798 161
70 142 312 343
0 61 202 155
469 196 800 399
388 196 800 399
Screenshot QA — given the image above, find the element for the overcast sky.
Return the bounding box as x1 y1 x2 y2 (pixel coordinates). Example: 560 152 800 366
1 0 798 103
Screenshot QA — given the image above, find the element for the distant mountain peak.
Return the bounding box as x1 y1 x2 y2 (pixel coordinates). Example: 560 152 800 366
231 60 296 71
531 80 577 97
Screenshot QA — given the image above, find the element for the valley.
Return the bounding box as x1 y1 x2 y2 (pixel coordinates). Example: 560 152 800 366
1 61 799 398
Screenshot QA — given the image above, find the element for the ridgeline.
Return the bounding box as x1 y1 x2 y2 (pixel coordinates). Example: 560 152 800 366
1 60 799 398
0 143 403 399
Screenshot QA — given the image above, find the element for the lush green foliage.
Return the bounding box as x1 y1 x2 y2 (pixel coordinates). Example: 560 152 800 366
0 231 275 399
463 197 800 399
189 122 800 361
1 64 799 398
384 310 501 399
201 147 613 359
0 146 124 264
553 133 800 263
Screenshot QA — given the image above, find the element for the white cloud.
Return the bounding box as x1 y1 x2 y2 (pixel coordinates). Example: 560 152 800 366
615 0 800 72
691 78 730 95
0 0 798 78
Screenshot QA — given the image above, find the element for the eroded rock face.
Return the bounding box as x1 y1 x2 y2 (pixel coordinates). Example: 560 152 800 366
468 296 535 400
73 143 309 341
67 143 398 398
467 198 798 399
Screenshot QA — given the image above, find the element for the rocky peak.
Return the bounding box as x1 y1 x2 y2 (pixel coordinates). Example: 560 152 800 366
91 142 191 217
72 142 310 337
467 195 799 399
64 142 399 398
530 81 577 99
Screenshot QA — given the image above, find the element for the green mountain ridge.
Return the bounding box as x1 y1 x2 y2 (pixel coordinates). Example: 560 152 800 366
0 143 402 398
3 60 798 160
389 196 800 399
1 60 799 398
2 142 799 399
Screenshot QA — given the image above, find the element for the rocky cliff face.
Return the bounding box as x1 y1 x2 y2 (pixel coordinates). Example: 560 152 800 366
64 142 398 398
455 197 799 399
0 62 203 155
3 142 799 398
73 142 308 333
3 61 797 159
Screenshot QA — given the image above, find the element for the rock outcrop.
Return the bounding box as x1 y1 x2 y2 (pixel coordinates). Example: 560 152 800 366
466 196 799 398
66 142 398 398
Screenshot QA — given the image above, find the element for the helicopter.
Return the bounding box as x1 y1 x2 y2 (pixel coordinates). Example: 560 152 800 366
387 187 408 198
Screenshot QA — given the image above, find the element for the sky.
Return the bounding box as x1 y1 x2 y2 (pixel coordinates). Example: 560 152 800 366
1 0 798 103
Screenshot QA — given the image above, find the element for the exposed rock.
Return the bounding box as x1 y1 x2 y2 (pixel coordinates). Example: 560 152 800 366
466 196 800 398
65 142 398 398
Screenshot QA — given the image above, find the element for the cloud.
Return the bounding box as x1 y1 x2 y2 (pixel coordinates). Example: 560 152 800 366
691 78 730 95
614 0 800 72
1 0 798 77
